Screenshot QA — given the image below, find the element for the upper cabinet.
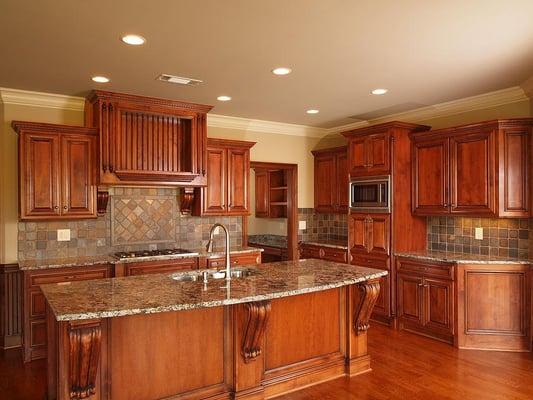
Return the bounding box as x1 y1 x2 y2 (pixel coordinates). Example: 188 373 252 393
85 90 213 187
411 119 532 217
312 146 348 213
14 121 98 220
253 168 289 218
192 138 255 216
342 122 430 177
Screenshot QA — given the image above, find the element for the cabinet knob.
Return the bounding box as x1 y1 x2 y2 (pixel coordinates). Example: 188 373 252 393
63 206 68 210
54 206 59 210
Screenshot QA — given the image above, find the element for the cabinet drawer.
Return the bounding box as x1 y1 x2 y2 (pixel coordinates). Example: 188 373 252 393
321 247 348 263
208 253 261 268
124 258 198 277
28 266 110 288
351 254 390 269
299 245 321 259
396 258 454 280
30 290 46 318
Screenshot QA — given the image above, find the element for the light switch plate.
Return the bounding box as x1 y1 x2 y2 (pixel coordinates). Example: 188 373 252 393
57 229 71 242
474 227 483 240
299 220 307 230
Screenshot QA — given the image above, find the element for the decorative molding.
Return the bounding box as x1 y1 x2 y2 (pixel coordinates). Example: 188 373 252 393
241 300 270 363
1 85 529 138
0 87 85 111
352 281 381 335
329 86 529 133
207 113 326 138
179 188 195 215
96 191 109 216
68 320 102 400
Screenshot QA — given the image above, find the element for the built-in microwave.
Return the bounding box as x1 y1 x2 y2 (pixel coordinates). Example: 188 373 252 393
349 176 391 213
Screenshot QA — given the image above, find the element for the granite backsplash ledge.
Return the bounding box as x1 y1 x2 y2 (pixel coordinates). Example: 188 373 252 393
17 187 242 261
427 216 531 260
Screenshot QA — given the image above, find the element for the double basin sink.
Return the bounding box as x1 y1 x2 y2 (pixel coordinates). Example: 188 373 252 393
172 267 257 282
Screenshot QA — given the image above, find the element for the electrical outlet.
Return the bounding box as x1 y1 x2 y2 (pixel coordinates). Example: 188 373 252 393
474 227 483 240
299 220 307 230
57 229 71 242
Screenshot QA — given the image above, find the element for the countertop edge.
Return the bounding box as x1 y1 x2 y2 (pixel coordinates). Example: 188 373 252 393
394 252 532 265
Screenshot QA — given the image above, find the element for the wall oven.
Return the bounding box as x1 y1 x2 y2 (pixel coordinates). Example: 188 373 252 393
349 176 391 213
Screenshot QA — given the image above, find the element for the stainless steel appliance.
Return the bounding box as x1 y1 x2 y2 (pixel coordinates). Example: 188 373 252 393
114 248 199 259
349 175 391 212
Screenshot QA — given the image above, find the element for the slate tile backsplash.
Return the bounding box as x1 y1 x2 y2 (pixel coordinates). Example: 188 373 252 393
298 208 348 242
427 216 531 259
17 187 242 260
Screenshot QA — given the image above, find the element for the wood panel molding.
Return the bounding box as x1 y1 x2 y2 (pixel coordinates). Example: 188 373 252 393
353 280 381 334
241 300 271 363
0 264 22 349
68 320 102 400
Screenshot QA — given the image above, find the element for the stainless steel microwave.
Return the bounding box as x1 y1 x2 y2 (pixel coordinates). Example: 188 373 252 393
349 176 391 213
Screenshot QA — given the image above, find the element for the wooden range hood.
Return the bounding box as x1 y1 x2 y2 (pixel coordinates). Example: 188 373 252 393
84 90 213 187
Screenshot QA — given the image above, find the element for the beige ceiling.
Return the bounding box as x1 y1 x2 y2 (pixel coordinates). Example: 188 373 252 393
1 0 533 128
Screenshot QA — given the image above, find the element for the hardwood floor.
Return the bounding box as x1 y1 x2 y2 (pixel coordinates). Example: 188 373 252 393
1 323 532 399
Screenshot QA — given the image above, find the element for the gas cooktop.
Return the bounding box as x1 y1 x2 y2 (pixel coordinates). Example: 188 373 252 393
114 248 199 259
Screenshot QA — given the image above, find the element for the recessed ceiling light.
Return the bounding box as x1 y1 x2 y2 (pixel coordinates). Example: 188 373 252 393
91 76 110 83
272 67 292 76
306 109 319 114
217 95 232 101
121 34 146 46
371 88 388 95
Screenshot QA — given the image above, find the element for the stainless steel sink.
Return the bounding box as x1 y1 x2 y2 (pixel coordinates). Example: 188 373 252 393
171 267 257 282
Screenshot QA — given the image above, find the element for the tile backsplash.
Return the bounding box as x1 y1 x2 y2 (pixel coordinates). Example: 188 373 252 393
427 216 531 259
298 208 348 242
17 188 242 260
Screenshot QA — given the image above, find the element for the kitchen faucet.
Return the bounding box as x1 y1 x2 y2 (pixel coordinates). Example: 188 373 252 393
206 223 231 281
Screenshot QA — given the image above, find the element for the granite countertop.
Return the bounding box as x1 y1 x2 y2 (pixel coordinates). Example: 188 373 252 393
395 250 531 265
248 234 287 249
300 239 348 250
18 247 264 270
40 259 387 321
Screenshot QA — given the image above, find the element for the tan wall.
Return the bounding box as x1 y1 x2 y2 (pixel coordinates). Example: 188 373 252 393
0 104 84 263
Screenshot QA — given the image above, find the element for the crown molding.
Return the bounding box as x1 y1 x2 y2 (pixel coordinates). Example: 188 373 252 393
1 85 528 138
327 86 529 133
207 113 326 137
0 87 85 111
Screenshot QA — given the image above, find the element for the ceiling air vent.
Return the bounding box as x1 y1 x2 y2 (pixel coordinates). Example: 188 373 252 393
156 74 203 86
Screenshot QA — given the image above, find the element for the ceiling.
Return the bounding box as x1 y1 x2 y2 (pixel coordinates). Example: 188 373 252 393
1 0 532 128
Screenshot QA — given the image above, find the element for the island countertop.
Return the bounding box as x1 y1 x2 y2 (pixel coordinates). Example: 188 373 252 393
41 259 387 322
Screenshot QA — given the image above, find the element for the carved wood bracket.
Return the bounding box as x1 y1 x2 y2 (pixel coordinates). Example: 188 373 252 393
241 300 271 363
96 191 109 216
179 188 195 215
68 320 102 400
353 281 381 335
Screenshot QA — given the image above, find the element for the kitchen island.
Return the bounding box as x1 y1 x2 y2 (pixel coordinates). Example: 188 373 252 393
42 259 387 400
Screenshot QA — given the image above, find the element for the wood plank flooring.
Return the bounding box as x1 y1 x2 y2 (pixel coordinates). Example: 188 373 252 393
1 323 532 399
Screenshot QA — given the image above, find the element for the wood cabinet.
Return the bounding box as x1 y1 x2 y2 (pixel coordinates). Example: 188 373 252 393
85 90 213 186
311 146 348 213
411 119 532 217
396 257 454 344
22 264 112 361
249 244 287 263
253 168 289 218
298 242 348 263
0 264 22 350
14 122 97 220
193 139 255 216
347 133 391 176
122 258 198 277
201 251 262 269
348 213 390 258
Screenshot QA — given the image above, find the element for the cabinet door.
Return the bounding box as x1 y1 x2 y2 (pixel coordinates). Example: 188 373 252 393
60 135 96 217
397 273 424 327
366 214 390 257
203 147 227 214
20 133 61 218
349 213 368 254
498 128 529 217
412 137 449 215
254 169 269 217
336 151 349 212
423 278 454 336
450 131 495 215
366 133 390 175
314 153 336 212
227 147 249 214
348 137 368 176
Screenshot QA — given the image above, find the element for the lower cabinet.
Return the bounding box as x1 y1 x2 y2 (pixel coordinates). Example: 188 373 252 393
22 264 112 362
249 244 287 263
396 257 455 344
299 243 348 263
204 251 262 269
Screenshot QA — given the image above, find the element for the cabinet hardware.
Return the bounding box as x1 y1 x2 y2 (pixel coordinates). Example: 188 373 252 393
63 206 68 210
54 206 59 210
